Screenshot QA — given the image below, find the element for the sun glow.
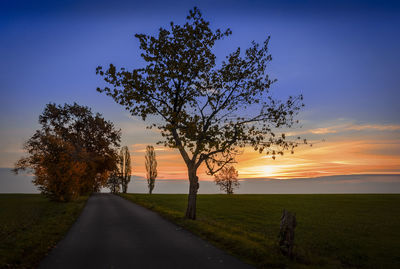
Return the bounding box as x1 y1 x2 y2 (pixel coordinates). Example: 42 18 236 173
128 134 400 181
233 138 400 179
239 165 279 178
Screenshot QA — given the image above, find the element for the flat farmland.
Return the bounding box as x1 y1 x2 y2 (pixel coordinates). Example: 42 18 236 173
0 194 88 268
122 193 400 268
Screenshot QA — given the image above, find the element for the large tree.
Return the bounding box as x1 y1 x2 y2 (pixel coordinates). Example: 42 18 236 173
14 103 121 200
96 8 305 219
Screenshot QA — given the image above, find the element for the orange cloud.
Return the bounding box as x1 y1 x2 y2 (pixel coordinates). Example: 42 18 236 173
287 122 400 136
234 139 400 179
128 122 400 181
309 127 337 134
130 143 188 180
345 124 400 131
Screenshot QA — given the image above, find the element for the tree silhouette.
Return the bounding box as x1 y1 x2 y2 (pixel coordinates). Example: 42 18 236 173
97 7 305 219
14 103 121 201
119 146 131 193
145 145 157 194
107 171 121 194
214 166 239 194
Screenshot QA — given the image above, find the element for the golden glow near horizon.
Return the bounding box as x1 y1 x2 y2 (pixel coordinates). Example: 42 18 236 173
2 119 399 181
235 139 400 179
128 121 400 181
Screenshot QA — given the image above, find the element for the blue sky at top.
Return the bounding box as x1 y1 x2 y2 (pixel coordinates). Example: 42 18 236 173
0 0 399 175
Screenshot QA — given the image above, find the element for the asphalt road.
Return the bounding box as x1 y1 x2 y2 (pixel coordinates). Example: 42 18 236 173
39 193 253 269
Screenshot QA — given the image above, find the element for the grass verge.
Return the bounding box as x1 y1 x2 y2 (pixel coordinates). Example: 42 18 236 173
0 194 88 268
121 193 400 268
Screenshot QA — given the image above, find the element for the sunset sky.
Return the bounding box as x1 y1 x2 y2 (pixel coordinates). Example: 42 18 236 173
1 0 399 183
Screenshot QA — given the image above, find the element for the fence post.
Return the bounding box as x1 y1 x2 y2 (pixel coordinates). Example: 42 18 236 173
279 209 297 258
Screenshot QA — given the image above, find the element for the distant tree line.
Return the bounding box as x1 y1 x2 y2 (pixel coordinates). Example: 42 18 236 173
108 144 157 195
107 146 132 194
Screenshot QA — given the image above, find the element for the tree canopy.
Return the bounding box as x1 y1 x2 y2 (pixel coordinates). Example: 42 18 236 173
14 103 121 201
214 166 239 194
97 7 305 218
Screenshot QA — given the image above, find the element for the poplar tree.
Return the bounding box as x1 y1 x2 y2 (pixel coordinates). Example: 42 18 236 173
145 145 157 194
119 146 131 193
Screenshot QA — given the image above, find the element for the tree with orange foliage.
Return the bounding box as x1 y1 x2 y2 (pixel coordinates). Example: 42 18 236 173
14 103 121 201
214 166 239 194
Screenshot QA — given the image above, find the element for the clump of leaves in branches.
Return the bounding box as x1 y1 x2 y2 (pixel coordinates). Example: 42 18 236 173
14 103 121 201
96 7 305 219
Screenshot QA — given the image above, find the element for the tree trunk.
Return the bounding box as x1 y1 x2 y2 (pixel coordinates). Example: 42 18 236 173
122 181 127 193
185 166 199 220
227 181 232 194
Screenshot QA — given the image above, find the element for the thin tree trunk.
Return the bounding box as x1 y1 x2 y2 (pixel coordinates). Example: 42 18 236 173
122 182 127 193
185 166 199 220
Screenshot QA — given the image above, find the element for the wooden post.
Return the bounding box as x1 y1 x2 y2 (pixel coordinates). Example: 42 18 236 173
279 209 297 258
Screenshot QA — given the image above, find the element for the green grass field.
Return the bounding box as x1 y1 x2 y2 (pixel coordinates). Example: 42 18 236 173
121 193 400 268
0 194 88 268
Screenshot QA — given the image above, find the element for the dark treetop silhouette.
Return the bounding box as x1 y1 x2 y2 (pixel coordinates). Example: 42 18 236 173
214 166 240 194
119 146 132 193
107 170 121 194
145 145 157 194
96 7 304 219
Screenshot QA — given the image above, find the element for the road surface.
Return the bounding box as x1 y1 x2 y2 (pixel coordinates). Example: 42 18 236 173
39 193 253 268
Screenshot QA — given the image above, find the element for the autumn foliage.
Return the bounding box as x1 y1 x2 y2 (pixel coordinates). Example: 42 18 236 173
14 103 121 201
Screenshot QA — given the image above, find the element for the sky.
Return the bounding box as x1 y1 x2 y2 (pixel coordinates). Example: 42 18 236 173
1 0 399 187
